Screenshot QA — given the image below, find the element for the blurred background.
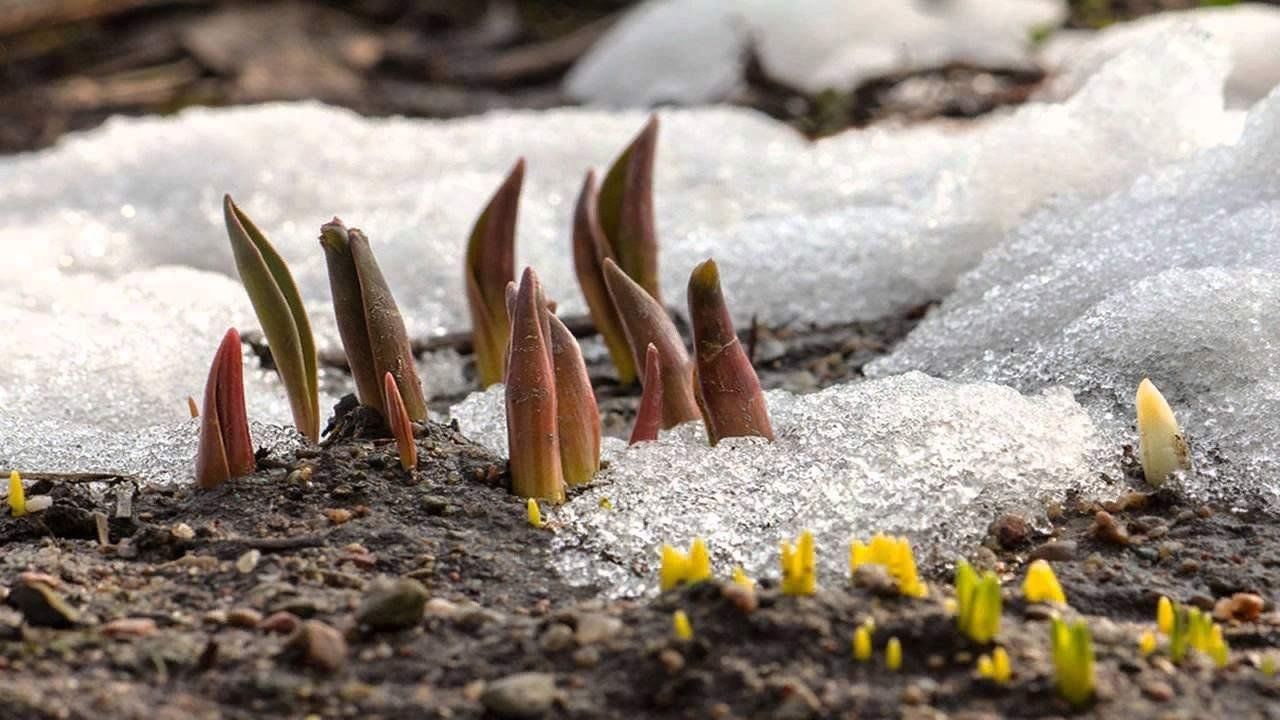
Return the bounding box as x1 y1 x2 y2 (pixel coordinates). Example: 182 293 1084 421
0 0 1274 154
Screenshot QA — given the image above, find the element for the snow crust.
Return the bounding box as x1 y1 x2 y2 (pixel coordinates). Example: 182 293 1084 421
566 0 1065 105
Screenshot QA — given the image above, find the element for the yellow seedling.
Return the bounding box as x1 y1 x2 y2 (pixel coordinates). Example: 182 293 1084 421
732 566 754 589
780 530 817 596
1135 378 1191 486
1208 624 1229 668
1051 618 1095 708
853 624 872 662
977 646 1012 684
1022 559 1066 605
850 534 928 598
1157 595 1174 635
673 610 693 640
8 470 25 517
1168 603 1224 664
598 497 613 511
1261 652 1277 677
955 560 1002 644
885 637 902 671
527 498 543 529
1138 630 1157 656
659 538 712 591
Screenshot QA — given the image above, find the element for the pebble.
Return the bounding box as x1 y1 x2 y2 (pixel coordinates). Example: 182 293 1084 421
258 611 301 634
421 495 451 515
774 677 822 720
721 582 758 614
356 578 429 631
539 623 574 653
1091 511 1130 545
1141 679 1174 701
101 617 157 639
1029 540 1077 562
170 523 196 540
227 608 264 628
658 648 684 674
572 646 600 668
424 598 460 618
282 620 347 673
236 549 261 574
990 514 1031 549
6 579 79 628
1177 559 1201 577
324 508 353 525
1214 593 1265 622
480 672 557 719
574 613 622 646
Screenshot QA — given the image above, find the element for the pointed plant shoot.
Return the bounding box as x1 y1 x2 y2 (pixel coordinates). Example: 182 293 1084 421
382 371 417 472
602 258 700 429
629 343 663 445
506 268 566 503
465 159 524 388
573 170 637 384
1135 378 1190 486
547 311 601 487
321 219 427 422
195 328 256 489
598 114 661 303
688 258 772 445
223 195 319 441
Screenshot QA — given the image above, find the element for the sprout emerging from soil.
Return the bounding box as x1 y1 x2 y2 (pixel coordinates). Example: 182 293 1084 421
1138 630 1157 656
660 538 712 591
977 647 1012 684
602 258 700 429
629 343 664 445
955 560 1001 644
381 371 416 472
8 470 25 517
465 159 524 388
687 258 773 445
1157 595 1174 635
598 114 661 304
505 268 566 503
1050 618 1095 708
195 328 256 489
573 170 637 384
1135 378 1191 486
186 396 198 418
853 624 872 662
527 498 543 528
850 534 928 598
547 311 601 487
780 530 817 596
223 195 320 441
672 610 692 640
321 219 427 422
1022 559 1066 605
1168 602 1228 665
885 637 902 671
731 566 754 589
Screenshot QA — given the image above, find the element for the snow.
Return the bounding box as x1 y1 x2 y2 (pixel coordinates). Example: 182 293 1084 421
1041 4 1280 108
566 0 1066 105
452 375 1105 595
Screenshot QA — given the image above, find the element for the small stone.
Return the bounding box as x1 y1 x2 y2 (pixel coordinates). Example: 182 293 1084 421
356 578 429 632
1029 540 1077 562
480 672 557 719
1214 593 1265 622
990 514 1031 549
170 523 196 540
101 617 157 639
774 677 821 720
900 684 927 706
422 496 450 516
424 598 459 618
1091 511 1130 545
852 564 899 597
574 613 622 645
1024 604 1057 621
1141 679 1174 701
721 582 758 614
23 495 52 513
658 648 684 674
258 611 301 634
1176 559 1201 576
202 610 228 625
325 508 353 525
540 623 575 653
281 620 347 673
1196 505 1214 519
227 608 263 628
572 646 600 668
236 549 261 574
6 580 79 628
